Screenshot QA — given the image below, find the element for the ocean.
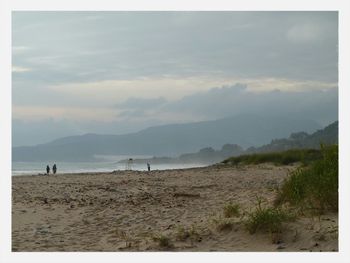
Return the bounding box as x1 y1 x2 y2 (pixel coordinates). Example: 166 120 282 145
12 160 206 176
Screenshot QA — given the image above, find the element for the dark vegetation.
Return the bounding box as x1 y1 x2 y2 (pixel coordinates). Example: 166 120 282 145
223 144 338 214
223 203 240 218
175 225 201 242
275 144 338 213
222 148 322 166
244 144 338 242
246 121 338 154
224 144 338 242
245 197 295 235
152 234 173 249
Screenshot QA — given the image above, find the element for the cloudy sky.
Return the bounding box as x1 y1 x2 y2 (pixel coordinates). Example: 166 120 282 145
12 11 338 146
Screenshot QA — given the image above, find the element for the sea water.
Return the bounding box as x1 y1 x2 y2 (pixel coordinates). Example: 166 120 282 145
12 160 207 176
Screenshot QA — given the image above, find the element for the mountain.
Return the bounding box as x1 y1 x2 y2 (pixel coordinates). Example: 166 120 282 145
247 121 338 153
12 114 321 162
118 121 338 166
118 144 244 165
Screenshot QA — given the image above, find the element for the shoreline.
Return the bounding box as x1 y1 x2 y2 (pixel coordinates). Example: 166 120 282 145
12 164 338 252
12 163 209 177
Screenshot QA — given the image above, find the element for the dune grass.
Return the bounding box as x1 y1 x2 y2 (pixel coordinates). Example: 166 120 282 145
274 145 338 213
222 148 322 166
175 225 189 241
175 225 201 242
223 145 338 213
223 203 240 218
152 234 173 249
245 197 295 236
211 217 236 232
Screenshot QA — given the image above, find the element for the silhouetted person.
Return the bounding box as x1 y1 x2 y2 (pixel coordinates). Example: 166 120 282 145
147 163 151 172
46 165 50 175
53 164 57 174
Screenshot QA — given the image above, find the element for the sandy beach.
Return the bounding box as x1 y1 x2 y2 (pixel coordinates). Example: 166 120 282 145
12 164 338 252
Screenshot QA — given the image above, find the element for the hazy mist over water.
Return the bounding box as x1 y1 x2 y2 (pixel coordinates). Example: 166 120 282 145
12 161 206 176
12 154 206 175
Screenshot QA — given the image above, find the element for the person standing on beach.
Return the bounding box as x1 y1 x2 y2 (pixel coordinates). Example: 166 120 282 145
53 164 57 174
46 165 50 175
147 163 151 172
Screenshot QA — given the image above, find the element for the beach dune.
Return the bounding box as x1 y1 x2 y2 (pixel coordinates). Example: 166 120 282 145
12 164 338 252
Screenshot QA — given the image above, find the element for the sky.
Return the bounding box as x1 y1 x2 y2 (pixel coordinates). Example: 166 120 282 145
12 11 338 146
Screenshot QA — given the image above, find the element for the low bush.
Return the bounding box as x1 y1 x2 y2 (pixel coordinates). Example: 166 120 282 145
213 218 235 232
152 234 173 249
175 225 189 241
245 198 295 235
222 148 322 166
175 225 200 242
275 145 338 213
223 203 240 218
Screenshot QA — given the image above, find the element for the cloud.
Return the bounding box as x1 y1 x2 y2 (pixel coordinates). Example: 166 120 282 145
11 12 338 146
47 77 239 103
161 84 338 125
12 46 31 54
12 84 338 147
13 83 338 125
116 97 167 109
117 109 147 119
46 76 336 106
12 12 338 87
12 66 32 72
287 24 323 43
11 74 336 118
12 106 118 122
12 83 338 146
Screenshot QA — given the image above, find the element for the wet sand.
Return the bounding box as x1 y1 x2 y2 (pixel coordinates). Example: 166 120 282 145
12 164 338 252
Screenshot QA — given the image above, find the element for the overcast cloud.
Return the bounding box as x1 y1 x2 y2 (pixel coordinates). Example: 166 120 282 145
12 11 338 146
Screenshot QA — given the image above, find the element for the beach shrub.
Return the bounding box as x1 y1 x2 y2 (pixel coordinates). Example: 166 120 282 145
175 225 201 242
216 219 234 232
115 229 132 248
275 144 338 213
152 234 173 249
222 148 322 166
245 197 295 235
223 203 240 218
175 225 189 241
212 217 236 232
188 226 201 242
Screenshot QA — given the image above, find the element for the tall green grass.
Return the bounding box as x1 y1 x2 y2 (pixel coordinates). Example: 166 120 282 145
275 145 338 213
245 197 295 235
222 148 322 166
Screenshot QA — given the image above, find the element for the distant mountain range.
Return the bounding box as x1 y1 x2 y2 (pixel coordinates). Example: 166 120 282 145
119 121 338 165
246 120 338 154
12 114 322 162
